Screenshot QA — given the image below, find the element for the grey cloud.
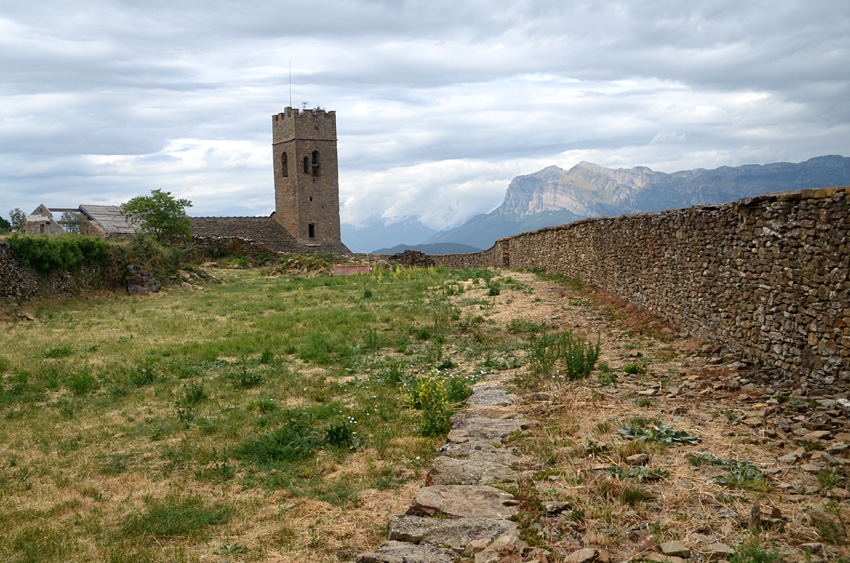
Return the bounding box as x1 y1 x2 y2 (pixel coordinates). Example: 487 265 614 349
1 0 848 228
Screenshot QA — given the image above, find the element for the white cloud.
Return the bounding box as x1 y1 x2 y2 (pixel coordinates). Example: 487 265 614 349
0 0 848 233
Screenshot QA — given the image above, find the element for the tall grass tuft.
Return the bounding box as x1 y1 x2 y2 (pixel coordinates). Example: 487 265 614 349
525 330 601 383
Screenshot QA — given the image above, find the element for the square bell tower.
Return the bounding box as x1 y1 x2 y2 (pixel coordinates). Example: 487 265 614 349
272 107 342 244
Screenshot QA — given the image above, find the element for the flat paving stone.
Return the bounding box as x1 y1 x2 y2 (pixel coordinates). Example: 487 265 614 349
466 384 515 407
356 540 457 563
439 441 524 465
408 485 520 519
388 515 518 549
447 417 526 444
428 456 520 485
451 407 520 422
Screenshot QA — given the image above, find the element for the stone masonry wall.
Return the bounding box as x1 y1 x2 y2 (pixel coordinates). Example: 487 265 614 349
432 187 850 390
0 240 120 302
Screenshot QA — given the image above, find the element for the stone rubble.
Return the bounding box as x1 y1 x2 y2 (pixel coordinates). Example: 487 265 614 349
126 265 161 294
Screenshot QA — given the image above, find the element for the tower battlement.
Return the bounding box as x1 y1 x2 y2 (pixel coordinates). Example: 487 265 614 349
272 107 337 144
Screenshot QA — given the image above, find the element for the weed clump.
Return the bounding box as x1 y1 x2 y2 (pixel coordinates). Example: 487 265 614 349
609 463 669 482
622 359 649 375
687 453 769 491
618 420 698 445
235 413 323 465
404 370 474 436
42 346 73 359
524 330 601 384
730 534 782 562
121 494 232 538
406 374 451 436
67 368 100 396
128 357 162 386
225 360 264 389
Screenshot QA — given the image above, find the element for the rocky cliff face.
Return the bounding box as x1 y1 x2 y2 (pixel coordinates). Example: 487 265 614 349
496 155 850 218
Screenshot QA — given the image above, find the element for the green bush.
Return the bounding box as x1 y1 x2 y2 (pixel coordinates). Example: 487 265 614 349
8 234 110 273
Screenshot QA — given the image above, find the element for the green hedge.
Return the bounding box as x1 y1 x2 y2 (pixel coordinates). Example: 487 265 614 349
8 234 111 273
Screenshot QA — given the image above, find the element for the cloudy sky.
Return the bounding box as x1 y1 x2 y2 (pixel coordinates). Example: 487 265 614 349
2 0 849 231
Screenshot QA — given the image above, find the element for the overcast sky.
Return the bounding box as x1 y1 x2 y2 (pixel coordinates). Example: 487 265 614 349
2 0 849 230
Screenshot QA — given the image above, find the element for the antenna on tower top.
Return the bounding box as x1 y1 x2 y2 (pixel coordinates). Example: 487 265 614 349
289 60 292 109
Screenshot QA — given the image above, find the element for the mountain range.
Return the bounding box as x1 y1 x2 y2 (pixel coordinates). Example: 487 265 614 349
341 155 850 253
424 155 850 251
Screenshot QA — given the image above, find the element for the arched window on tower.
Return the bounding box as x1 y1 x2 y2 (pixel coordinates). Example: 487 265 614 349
303 157 309 174
281 152 288 177
311 151 320 177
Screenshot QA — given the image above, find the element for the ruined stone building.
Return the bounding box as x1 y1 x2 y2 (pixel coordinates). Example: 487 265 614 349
21 204 137 236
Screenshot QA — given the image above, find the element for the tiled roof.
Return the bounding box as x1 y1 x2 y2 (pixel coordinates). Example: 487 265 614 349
79 205 139 235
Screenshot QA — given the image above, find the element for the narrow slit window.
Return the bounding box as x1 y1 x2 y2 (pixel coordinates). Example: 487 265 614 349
303 157 309 174
308 223 315 238
311 150 320 177
281 152 288 177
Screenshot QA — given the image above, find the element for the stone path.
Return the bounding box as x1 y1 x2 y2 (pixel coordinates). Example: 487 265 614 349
353 374 548 563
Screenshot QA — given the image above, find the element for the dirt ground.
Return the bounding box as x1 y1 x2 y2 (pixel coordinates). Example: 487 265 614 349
448 270 850 562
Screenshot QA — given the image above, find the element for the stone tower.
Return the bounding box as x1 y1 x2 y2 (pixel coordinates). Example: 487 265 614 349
271 107 342 244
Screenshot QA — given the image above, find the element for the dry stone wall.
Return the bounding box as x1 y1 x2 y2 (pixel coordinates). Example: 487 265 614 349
0 240 120 302
433 187 850 390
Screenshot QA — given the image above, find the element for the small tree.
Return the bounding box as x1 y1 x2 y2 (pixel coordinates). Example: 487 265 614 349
0 216 11 234
9 208 26 231
122 190 192 244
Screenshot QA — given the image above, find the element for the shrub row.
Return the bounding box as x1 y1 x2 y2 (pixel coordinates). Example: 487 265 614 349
7 234 111 273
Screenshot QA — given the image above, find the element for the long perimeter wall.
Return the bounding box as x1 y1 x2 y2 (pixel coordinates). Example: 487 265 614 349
434 187 849 390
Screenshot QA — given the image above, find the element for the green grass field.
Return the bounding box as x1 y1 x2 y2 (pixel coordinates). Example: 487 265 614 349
0 264 528 562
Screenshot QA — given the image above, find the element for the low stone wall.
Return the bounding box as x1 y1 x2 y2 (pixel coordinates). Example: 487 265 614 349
0 240 121 302
433 187 850 390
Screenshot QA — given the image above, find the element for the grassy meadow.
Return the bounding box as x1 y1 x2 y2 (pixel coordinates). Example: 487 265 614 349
0 264 528 562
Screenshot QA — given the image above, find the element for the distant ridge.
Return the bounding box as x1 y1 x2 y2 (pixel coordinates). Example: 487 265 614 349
426 155 850 250
342 216 437 254
371 242 482 255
